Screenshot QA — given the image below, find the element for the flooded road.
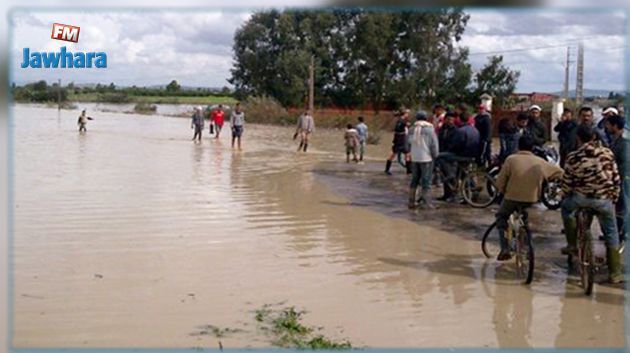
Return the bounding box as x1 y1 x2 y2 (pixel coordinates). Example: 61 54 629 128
11 105 625 349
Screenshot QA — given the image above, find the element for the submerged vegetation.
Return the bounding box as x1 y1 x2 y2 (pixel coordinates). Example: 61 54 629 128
192 304 352 350
255 305 352 349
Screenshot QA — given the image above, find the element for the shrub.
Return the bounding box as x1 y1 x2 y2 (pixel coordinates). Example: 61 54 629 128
134 102 157 114
241 96 291 125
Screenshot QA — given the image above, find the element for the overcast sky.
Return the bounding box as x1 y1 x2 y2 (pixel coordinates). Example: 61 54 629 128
9 9 626 93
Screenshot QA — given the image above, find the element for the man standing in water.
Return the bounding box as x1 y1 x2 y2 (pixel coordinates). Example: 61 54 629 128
191 106 204 143
355 116 368 162
230 103 245 150
408 111 439 209
77 109 92 133
295 110 315 152
212 104 225 139
385 109 411 175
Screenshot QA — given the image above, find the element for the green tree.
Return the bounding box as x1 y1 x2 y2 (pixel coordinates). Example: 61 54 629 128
472 55 520 109
166 79 181 93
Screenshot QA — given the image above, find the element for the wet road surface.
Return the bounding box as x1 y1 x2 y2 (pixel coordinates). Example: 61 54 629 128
11 105 626 348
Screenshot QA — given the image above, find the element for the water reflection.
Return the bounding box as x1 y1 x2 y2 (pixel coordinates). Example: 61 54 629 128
11 105 625 349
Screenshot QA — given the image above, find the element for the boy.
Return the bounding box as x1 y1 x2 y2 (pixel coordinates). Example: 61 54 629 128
355 116 368 162
230 103 245 149
344 123 360 163
212 104 225 139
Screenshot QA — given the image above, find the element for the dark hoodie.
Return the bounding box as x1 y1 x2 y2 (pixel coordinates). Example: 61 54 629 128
554 119 578 166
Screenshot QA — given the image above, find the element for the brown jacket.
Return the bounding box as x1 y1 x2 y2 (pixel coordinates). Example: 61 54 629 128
496 151 563 203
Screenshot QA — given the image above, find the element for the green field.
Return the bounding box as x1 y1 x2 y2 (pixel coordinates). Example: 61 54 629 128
67 92 237 105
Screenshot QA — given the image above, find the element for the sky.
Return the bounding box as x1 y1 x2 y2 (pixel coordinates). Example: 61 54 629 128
9 8 627 93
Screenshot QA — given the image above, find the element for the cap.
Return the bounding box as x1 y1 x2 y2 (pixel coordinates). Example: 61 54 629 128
528 105 542 112
602 107 619 116
195 106 202 111
415 110 428 121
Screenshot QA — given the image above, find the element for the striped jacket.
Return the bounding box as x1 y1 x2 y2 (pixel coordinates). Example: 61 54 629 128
562 141 620 201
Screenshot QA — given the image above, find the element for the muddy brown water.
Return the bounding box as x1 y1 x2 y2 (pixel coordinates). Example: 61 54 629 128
11 105 624 349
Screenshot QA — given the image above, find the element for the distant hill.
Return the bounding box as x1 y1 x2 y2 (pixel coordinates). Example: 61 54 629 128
551 89 626 98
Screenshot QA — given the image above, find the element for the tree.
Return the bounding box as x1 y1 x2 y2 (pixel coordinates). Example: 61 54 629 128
32 80 47 91
472 55 520 109
220 86 232 96
166 79 181 93
230 9 514 111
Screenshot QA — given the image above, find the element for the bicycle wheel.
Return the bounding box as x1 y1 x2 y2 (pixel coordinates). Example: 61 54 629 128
462 169 498 208
481 221 499 259
577 211 595 296
515 225 535 284
541 180 562 211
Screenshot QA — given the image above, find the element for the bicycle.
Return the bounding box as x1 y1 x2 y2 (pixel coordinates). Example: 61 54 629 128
433 156 498 208
567 208 596 296
461 159 499 208
481 208 535 284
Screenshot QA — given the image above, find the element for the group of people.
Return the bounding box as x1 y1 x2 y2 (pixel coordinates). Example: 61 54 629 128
190 103 245 150
384 103 493 208
386 100 626 284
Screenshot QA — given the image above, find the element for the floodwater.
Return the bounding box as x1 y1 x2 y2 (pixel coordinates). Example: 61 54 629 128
11 105 625 349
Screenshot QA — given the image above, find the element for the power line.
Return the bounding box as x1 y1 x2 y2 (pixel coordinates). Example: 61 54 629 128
466 35 607 56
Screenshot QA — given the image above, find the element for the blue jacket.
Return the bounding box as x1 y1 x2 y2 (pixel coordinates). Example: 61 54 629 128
453 124 481 158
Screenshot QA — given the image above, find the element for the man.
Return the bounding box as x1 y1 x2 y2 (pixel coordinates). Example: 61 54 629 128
498 116 519 163
408 111 439 209
474 104 492 166
430 104 446 131
598 106 619 145
553 108 578 167
453 103 471 127
436 115 481 202
230 102 245 150
561 125 622 284
526 105 546 147
77 109 93 133
495 135 563 260
604 114 626 245
515 112 529 136
295 110 315 152
437 112 457 153
355 116 369 162
191 106 204 143
385 109 411 175
211 104 225 139
567 106 608 151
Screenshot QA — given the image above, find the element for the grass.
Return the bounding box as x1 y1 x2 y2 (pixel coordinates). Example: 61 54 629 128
67 92 237 105
255 305 352 350
192 304 353 350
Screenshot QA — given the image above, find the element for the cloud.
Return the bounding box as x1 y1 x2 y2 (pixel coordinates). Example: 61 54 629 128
462 9 625 92
10 9 626 93
11 10 249 88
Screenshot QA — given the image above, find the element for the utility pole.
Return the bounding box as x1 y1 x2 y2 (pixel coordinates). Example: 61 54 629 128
57 78 61 110
563 46 571 101
308 55 314 114
575 43 584 107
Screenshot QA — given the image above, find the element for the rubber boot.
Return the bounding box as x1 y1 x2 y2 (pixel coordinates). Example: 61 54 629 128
606 246 624 284
421 189 436 209
561 216 578 256
385 160 392 175
303 143 308 152
408 188 417 209
497 229 512 261
405 161 412 175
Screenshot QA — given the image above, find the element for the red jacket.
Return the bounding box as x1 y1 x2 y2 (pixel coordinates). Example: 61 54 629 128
212 110 225 126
